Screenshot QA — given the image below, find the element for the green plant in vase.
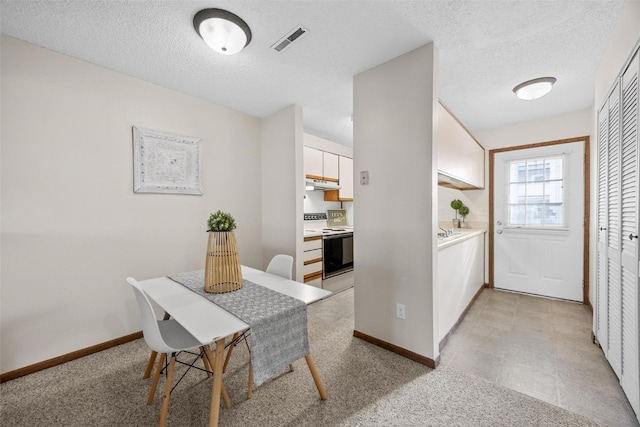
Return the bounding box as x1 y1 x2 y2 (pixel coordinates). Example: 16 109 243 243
458 205 470 228
450 199 463 228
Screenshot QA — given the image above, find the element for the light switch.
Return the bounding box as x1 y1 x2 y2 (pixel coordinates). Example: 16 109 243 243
360 170 369 185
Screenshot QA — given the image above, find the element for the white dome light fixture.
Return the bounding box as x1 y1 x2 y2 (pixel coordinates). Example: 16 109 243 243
513 77 557 100
193 8 252 55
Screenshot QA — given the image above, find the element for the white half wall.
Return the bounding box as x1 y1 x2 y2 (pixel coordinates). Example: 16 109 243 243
261 105 305 281
353 43 439 362
0 36 263 374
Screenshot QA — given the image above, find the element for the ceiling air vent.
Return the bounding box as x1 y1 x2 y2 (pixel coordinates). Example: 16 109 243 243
271 26 308 52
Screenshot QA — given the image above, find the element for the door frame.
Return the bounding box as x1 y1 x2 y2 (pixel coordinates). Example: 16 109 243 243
488 136 591 307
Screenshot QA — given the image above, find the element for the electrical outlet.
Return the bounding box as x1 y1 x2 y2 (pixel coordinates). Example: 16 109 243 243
396 303 405 319
360 170 369 185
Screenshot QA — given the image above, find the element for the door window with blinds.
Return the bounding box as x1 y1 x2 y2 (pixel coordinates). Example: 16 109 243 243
507 156 566 227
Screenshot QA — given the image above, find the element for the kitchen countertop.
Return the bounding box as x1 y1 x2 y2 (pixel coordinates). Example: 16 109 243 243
437 228 486 249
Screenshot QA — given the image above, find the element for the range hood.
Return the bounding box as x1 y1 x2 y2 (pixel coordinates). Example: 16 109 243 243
305 178 341 191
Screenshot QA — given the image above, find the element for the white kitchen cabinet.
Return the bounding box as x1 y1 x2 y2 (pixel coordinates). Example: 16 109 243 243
437 100 485 190
303 248 322 262
438 231 485 342
325 155 354 201
304 146 323 179
338 156 353 200
304 146 340 183
323 152 339 181
303 235 323 286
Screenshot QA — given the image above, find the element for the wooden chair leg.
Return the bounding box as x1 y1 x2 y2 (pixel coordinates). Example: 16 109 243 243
204 344 231 409
144 312 170 379
201 346 213 378
144 351 158 379
148 353 166 405
221 382 231 409
222 332 240 373
208 340 226 427
289 363 295 372
247 361 254 399
305 354 327 400
159 354 176 427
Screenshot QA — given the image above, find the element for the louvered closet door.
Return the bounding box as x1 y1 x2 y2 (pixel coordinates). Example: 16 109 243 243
596 102 609 351
620 51 640 417
607 81 622 377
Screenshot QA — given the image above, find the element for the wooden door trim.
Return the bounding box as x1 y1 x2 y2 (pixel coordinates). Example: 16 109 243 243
488 136 591 307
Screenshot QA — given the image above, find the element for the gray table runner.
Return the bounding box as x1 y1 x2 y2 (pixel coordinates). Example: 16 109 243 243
168 270 309 386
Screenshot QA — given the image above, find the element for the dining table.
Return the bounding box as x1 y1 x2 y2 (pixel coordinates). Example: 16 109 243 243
138 264 331 427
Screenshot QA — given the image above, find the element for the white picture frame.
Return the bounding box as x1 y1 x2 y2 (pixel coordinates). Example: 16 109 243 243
132 126 203 195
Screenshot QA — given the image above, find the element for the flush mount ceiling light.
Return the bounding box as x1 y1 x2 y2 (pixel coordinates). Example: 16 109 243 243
193 8 252 55
513 77 557 100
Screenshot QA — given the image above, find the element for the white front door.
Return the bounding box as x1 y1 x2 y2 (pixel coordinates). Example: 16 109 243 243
493 141 585 301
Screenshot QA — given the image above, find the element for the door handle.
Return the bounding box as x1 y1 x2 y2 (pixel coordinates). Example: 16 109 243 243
599 227 607 231
629 234 638 240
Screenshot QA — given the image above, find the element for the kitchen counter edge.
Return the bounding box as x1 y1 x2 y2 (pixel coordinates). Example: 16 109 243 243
437 229 486 249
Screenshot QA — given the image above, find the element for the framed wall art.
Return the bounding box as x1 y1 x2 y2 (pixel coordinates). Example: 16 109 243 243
132 126 203 195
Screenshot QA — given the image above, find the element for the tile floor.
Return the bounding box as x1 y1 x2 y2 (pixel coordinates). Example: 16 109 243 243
309 286 639 427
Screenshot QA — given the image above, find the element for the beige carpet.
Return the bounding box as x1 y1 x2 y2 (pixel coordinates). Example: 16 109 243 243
0 317 602 426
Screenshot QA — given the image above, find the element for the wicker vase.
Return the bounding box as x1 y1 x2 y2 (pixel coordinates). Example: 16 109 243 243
204 231 243 293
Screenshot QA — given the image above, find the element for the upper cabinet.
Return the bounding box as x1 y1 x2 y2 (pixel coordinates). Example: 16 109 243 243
304 147 339 182
323 152 339 181
437 100 485 190
304 147 323 179
325 155 354 201
338 156 354 200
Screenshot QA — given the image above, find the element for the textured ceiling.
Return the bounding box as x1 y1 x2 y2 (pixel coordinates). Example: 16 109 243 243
0 1 625 147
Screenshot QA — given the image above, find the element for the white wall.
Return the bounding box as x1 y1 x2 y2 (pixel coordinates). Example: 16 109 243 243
354 43 439 362
0 36 263 374
590 0 640 307
475 108 593 150
261 105 305 281
304 132 353 158
303 190 342 216
594 0 640 110
438 186 488 228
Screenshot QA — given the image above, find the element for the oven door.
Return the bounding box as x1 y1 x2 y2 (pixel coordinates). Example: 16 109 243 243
323 233 354 279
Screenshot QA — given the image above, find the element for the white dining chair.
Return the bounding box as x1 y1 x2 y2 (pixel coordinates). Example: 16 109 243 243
223 254 295 398
266 254 294 279
127 277 230 427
